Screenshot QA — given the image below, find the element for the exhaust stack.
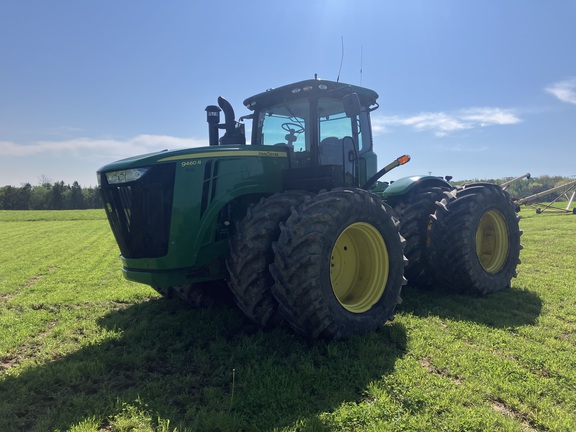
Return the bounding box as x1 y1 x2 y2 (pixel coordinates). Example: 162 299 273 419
205 105 221 146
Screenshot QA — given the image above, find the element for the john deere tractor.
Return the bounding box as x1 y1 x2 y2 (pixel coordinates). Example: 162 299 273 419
97 78 522 339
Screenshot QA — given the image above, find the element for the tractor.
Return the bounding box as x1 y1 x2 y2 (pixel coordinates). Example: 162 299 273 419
97 78 522 339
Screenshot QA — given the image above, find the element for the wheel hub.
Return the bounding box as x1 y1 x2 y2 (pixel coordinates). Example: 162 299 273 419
476 210 509 273
330 222 389 313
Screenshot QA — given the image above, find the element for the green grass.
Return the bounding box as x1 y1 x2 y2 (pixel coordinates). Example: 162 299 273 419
1 209 575 431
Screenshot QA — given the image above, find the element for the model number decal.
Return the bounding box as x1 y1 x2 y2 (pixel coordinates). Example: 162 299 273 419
181 160 202 167
257 151 282 157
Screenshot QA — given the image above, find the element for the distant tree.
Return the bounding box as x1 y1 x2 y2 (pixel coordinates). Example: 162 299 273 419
0 184 31 209
0 184 29 209
1 186 16 209
524 176 563 201
49 181 66 210
29 186 50 209
15 183 32 209
69 181 86 209
502 177 532 200
38 174 52 189
84 186 103 209
2 181 103 210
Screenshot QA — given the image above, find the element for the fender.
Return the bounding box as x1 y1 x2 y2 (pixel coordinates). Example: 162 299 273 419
381 175 452 199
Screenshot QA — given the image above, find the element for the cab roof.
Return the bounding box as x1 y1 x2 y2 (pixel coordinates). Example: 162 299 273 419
243 78 379 112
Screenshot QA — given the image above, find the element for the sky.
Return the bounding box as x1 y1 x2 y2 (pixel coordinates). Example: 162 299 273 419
1 0 575 187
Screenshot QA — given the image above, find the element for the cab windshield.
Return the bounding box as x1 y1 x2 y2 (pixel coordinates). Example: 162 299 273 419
255 97 369 164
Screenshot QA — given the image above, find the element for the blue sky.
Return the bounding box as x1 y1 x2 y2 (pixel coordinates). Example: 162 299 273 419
1 0 575 187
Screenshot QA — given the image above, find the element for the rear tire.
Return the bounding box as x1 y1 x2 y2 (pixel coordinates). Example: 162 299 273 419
226 191 312 327
270 188 406 339
392 185 450 287
427 184 522 295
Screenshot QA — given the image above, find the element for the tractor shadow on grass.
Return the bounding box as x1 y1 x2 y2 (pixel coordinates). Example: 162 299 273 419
0 297 407 432
398 284 542 328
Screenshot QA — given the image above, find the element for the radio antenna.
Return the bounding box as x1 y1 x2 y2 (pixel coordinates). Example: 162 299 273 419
336 36 344 83
360 45 363 85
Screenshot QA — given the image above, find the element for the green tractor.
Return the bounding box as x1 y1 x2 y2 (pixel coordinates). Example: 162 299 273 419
97 78 522 339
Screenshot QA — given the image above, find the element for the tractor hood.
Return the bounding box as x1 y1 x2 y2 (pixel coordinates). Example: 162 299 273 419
97 144 246 174
96 144 289 187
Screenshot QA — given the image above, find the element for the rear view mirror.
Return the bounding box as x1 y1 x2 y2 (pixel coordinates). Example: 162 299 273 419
343 93 361 118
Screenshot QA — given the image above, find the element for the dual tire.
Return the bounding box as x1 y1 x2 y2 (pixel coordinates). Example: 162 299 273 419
390 182 522 295
426 184 522 295
227 188 406 339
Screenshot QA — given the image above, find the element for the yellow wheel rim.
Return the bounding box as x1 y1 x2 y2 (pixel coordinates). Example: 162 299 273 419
476 210 509 273
330 222 389 313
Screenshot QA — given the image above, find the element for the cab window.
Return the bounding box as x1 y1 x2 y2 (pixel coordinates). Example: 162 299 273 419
256 100 308 153
318 98 364 152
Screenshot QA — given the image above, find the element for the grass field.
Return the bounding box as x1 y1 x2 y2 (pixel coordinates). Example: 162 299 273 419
1 207 575 431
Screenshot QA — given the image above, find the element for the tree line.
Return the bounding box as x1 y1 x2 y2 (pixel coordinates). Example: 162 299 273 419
0 181 102 210
1 175 574 211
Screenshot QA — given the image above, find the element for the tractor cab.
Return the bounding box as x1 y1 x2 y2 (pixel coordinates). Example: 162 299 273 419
208 78 380 191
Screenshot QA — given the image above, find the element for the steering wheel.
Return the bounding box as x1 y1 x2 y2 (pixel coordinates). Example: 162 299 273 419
282 122 304 146
282 122 304 134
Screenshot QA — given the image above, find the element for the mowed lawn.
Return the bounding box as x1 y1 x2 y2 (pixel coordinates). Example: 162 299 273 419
0 208 575 431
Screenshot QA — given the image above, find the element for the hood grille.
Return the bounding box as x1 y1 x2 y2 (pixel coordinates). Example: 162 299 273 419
100 164 176 259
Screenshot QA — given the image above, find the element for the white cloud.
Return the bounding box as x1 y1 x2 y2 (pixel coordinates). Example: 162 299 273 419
458 108 521 126
0 134 206 159
373 107 521 137
545 78 576 104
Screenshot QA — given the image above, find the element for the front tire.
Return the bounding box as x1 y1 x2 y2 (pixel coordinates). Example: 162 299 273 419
226 191 312 327
270 188 406 339
427 184 522 295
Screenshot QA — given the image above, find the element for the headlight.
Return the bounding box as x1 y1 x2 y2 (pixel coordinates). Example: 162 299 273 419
105 168 149 185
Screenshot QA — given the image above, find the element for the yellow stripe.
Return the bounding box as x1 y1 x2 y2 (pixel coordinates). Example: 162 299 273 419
158 150 288 162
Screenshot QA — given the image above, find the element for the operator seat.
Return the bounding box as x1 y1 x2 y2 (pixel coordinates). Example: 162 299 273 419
318 137 342 166
318 136 356 184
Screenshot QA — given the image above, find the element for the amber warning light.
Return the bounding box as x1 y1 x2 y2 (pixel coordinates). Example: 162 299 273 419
398 155 411 165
